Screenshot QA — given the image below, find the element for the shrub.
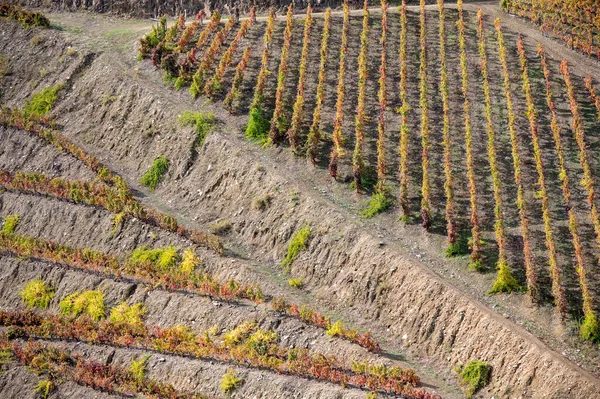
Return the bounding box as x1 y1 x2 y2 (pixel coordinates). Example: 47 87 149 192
23 84 64 118
489 260 520 294
59 290 105 321
178 111 215 147
19 279 54 309
109 302 146 325
221 369 243 395
360 191 392 219
288 278 303 288
180 248 200 274
2 214 19 233
282 225 310 270
581 313 600 342
245 106 270 143
0 3 50 28
140 156 169 190
326 320 344 337
458 360 491 398
34 379 54 399
130 354 151 382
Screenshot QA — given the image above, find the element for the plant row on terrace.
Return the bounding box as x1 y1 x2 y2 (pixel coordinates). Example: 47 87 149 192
0 310 436 398
2 340 214 399
0 227 381 351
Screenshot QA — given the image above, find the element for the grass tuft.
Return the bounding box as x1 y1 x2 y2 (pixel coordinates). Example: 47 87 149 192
220 369 243 395
178 111 216 147
458 360 492 398
360 191 392 219
282 225 311 270
489 259 520 294
23 83 64 118
2 214 19 233
581 313 600 343
19 278 54 309
109 302 146 326
252 193 272 211
59 290 105 321
140 156 169 191
209 220 232 235
445 235 470 257
245 106 270 143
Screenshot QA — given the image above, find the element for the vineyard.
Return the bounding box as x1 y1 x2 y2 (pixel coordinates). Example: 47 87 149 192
1 0 600 398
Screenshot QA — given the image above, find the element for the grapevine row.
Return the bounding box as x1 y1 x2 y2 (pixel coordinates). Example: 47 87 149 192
398 0 410 218
287 5 313 151
352 1 370 191
560 60 600 310
477 11 519 293
517 36 565 311
328 0 350 179
205 14 254 97
224 45 252 112
268 4 295 143
494 18 536 295
419 0 431 229
538 46 599 341
584 75 600 120
376 0 388 193
190 16 237 98
457 0 482 269
438 0 458 250
306 8 332 164
245 9 277 142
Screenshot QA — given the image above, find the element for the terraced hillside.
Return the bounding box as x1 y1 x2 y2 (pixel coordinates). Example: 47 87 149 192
1 0 600 398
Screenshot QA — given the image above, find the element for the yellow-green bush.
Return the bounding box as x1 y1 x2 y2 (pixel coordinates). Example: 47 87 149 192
19 279 54 309
59 290 105 321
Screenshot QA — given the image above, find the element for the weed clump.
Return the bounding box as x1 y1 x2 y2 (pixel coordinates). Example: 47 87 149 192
19 278 54 309
252 193 272 210
34 379 54 399
458 360 492 398
59 290 105 321
130 354 151 382
23 83 64 118
245 106 270 143
360 191 392 219
109 302 146 326
489 259 520 294
581 313 600 343
223 321 256 347
445 235 470 257
0 3 50 28
140 156 169 191
130 245 180 270
2 214 19 233
209 220 232 235
282 224 311 270
178 111 216 147
221 369 243 395
288 278 303 289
